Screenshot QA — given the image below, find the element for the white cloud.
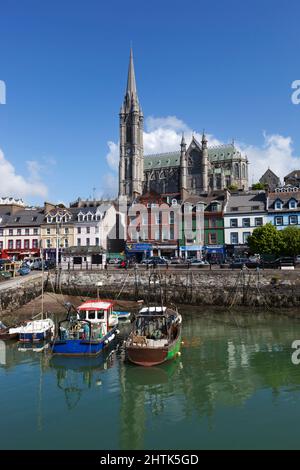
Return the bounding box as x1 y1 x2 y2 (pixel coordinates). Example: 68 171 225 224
105 115 300 190
238 132 300 184
0 149 48 199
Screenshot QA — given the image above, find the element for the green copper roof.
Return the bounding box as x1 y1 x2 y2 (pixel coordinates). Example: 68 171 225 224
144 144 244 170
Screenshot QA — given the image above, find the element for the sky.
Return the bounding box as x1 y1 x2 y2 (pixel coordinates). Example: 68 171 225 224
1 0 300 205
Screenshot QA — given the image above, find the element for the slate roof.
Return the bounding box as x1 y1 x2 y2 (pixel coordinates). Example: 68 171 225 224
225 192 266 214
268 190 300 211
144 144 245 170
4 209 45 226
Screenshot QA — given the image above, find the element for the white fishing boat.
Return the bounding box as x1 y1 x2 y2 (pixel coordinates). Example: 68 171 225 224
10 315 55 343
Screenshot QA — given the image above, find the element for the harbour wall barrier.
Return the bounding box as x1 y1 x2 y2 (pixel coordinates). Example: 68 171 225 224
0 273 43 315
49 268 300 309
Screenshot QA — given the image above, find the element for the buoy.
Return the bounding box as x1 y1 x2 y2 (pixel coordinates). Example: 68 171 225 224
96 380 102 386
181 341 184 345
177 351 181 357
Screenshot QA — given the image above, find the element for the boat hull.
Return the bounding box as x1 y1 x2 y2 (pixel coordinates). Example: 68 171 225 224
127 334 181 367
0 331 18 341
19 329 52 343
51 326 117 357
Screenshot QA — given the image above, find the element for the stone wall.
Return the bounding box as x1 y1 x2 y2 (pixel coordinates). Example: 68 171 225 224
0 274 43 315
50 269 300 308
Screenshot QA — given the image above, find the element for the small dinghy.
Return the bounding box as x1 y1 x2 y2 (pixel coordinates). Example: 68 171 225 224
9 316 55 343
0 321 18 341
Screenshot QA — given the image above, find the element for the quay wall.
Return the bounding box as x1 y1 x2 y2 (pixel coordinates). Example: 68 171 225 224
0 273 43 315
49 268 300 309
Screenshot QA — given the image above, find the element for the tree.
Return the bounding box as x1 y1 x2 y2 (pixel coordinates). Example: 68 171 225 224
280 226 300 256
247 223 283 256
252 182 266 190
227 184 238 191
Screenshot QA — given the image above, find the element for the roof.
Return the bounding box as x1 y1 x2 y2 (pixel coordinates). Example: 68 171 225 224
268 190 300 210
3 209 44 226
78 300 113 311
144 144 246 170
284 170 300 179
225 191 266 214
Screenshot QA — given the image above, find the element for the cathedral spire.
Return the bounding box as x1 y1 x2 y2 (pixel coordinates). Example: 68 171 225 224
126 47 138 100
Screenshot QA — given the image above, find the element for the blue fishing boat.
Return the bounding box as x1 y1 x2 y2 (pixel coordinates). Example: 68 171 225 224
51 300 119 357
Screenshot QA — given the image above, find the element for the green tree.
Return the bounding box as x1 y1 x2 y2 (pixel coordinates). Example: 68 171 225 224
252 182 265 190
281 226 300 256
247 223 283 256
227 184 238 191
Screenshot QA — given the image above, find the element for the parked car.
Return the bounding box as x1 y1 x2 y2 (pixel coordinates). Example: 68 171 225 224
229 257 260 269
0 259 11 271
18 266 31 276
169 257 183 264
190 259 210 266
0 271 12 280
146 256 168 265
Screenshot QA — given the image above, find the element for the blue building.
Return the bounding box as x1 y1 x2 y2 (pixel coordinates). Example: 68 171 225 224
267 187 300 229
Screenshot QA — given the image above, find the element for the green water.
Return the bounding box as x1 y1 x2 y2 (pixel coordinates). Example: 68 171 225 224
1 311 300 450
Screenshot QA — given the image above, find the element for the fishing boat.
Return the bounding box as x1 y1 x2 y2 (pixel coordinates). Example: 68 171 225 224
112 310 131 321
125 273 182 367
9 316 55 343
0 321 18 341
51 300 119 357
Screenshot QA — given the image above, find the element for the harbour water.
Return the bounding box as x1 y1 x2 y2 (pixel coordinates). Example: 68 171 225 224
1 310 300 450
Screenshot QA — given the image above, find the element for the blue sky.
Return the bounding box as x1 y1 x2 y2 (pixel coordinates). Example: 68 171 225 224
1 0 300 205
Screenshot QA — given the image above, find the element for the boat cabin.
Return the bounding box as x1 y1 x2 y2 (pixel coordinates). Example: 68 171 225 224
77 301 116 335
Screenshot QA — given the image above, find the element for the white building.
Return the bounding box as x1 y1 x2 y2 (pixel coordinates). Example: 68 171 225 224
224 192 267 246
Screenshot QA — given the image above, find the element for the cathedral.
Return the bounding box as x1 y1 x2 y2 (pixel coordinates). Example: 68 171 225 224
118 49 249 201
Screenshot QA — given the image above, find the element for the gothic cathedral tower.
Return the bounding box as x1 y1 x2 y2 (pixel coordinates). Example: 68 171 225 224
119 48 144 200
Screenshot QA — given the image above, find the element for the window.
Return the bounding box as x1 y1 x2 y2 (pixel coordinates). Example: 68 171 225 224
47 216 51 223
47 228 51 235
8 240 13 249
32 216 37 222
230 218 238 228
170 226 174 240
230 232 239 244
154 229 160 240
16 240 21 249
88 311 96 320
289 215 298 225
86 238 90 246
275 200 282 210
77 238 81 246
24 240 29 249
155 212 162 224
15 217 20 222
65 228 69 234
17 228 22 235
33 228 38 235
0 229 3 236
0 241 3 249
86 227 90 234
95 238 99 246
251 206 260 211
87 214 92 221
142 213 148 225
9 229 13 236
162 229 169 241
77 227 81 234
169 211 175 225
47 239 51 248
78 215 83 222
243 232 251 244
25 228 30 235
32 239 38 249
242 218 250 228
64 239 68 248
231 207 238 212
209 233 217 244
255 217 263 226
274 216 283 226
289 200 297 209
211 204 218 212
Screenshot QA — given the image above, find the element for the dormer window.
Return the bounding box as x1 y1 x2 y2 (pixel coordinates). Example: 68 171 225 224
47 216 52 223
289 199 297 209
274 200 282 210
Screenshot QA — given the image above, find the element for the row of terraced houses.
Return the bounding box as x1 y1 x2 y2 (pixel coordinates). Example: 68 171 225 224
0 183 300 266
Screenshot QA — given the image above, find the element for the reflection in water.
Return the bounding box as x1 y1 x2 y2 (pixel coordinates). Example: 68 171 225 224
50 352 116 410
1 313 300 449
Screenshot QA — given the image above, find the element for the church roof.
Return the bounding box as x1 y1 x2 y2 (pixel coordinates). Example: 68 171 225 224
144 144 245 170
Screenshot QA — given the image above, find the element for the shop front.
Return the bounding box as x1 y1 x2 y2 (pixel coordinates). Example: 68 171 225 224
179 245 202 259
125 243 152 262
203 245 225 263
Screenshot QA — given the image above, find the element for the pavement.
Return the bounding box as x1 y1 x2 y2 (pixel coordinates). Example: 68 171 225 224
0 272 43 291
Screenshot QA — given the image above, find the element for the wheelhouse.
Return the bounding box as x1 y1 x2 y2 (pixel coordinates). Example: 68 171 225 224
77 301 113 323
